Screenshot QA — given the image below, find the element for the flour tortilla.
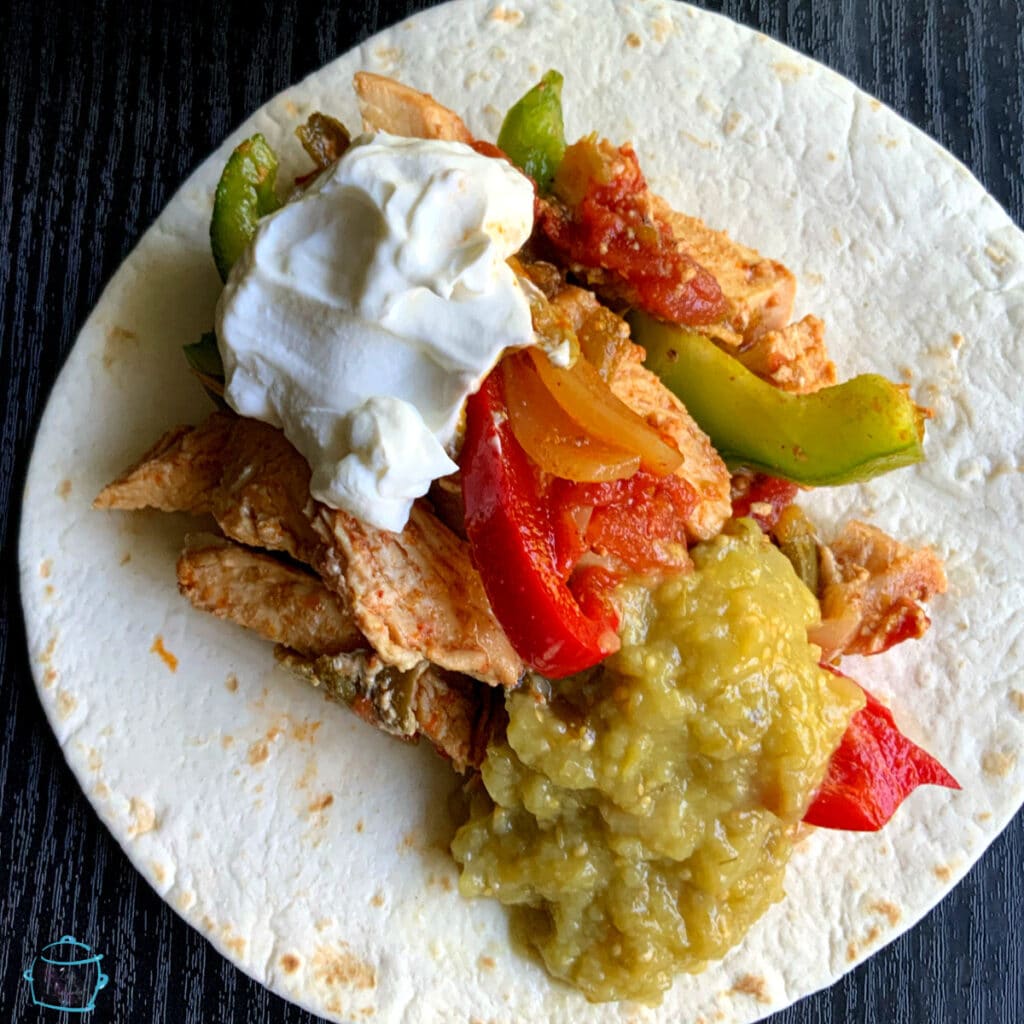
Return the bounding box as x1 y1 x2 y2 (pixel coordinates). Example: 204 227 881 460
18 1 1024 1021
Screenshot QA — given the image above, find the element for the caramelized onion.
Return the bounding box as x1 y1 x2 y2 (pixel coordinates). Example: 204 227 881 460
503 352 640 482
525 348 683 477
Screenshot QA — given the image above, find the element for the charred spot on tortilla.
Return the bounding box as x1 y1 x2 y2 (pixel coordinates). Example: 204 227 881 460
307 793 334 814
729 974 771 1003
149 634 178 672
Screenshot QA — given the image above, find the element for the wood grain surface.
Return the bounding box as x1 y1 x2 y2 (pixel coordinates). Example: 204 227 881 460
2 0 1022 1021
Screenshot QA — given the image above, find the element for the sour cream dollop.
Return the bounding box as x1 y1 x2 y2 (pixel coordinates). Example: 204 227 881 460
216 132 536 532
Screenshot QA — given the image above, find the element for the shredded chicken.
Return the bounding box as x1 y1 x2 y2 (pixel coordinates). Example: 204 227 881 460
354 71 473 142
96 413 523 687
809 521 947 661
280 649 501 772
177 535 362 658
736 314 836 394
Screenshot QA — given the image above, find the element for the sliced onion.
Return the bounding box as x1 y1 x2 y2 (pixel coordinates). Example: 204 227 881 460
503 352 640 482
526 347 683 477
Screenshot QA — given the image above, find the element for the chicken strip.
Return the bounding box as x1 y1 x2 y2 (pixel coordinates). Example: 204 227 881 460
95 417 235 514
809 521 947 661
96 412 323 562
324 501 520 680
177 532 499 771
608 347 731 541
280 649 502 772
735 314 836 394
655 203 797 346
96 413 524 687
354 71 473 142
177 535 362 658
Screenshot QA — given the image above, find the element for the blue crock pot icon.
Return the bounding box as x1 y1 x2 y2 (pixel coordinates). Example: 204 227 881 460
23 936 109 1013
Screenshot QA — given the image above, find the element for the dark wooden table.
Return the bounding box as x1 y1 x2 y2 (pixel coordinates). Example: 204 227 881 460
3 1 1022 1021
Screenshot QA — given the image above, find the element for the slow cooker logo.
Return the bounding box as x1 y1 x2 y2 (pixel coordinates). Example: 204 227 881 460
22 935 110 1014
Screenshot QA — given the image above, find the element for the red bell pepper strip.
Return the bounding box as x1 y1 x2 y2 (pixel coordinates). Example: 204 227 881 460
804 670 960 831
461 369 620 678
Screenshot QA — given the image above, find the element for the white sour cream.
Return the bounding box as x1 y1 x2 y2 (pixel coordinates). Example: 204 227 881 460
216 132 536 532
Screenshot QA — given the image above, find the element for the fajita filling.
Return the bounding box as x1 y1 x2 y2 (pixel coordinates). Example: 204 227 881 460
96 71 955 1004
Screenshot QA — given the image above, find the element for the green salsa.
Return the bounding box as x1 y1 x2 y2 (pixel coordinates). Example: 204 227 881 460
451 521 864 1003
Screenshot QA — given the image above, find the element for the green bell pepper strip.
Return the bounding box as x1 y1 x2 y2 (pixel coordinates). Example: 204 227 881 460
296 112 351 171
631 310 926 486
183 331 227 408
210 134 282 281
497 69 566 191
182 331 224 379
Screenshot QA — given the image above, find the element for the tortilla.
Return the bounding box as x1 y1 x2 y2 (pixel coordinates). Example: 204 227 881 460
18 1 1024 1021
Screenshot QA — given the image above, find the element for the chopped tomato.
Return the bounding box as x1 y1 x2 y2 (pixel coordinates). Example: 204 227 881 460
538 137 725 325
731 473 800 531
549 472 697 578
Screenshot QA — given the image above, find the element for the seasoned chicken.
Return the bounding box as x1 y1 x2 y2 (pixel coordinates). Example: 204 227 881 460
655 203 797 346
409 669 501 773
95 417 235 514
547 280 622 333
608 347 731 541
96 412 323 562
96 413 524 687
354 71 473 142
326 501 516 679
174 540 501 770
735 314 836 394
280 649 502 772
809 521 947 661
177 535 362 658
